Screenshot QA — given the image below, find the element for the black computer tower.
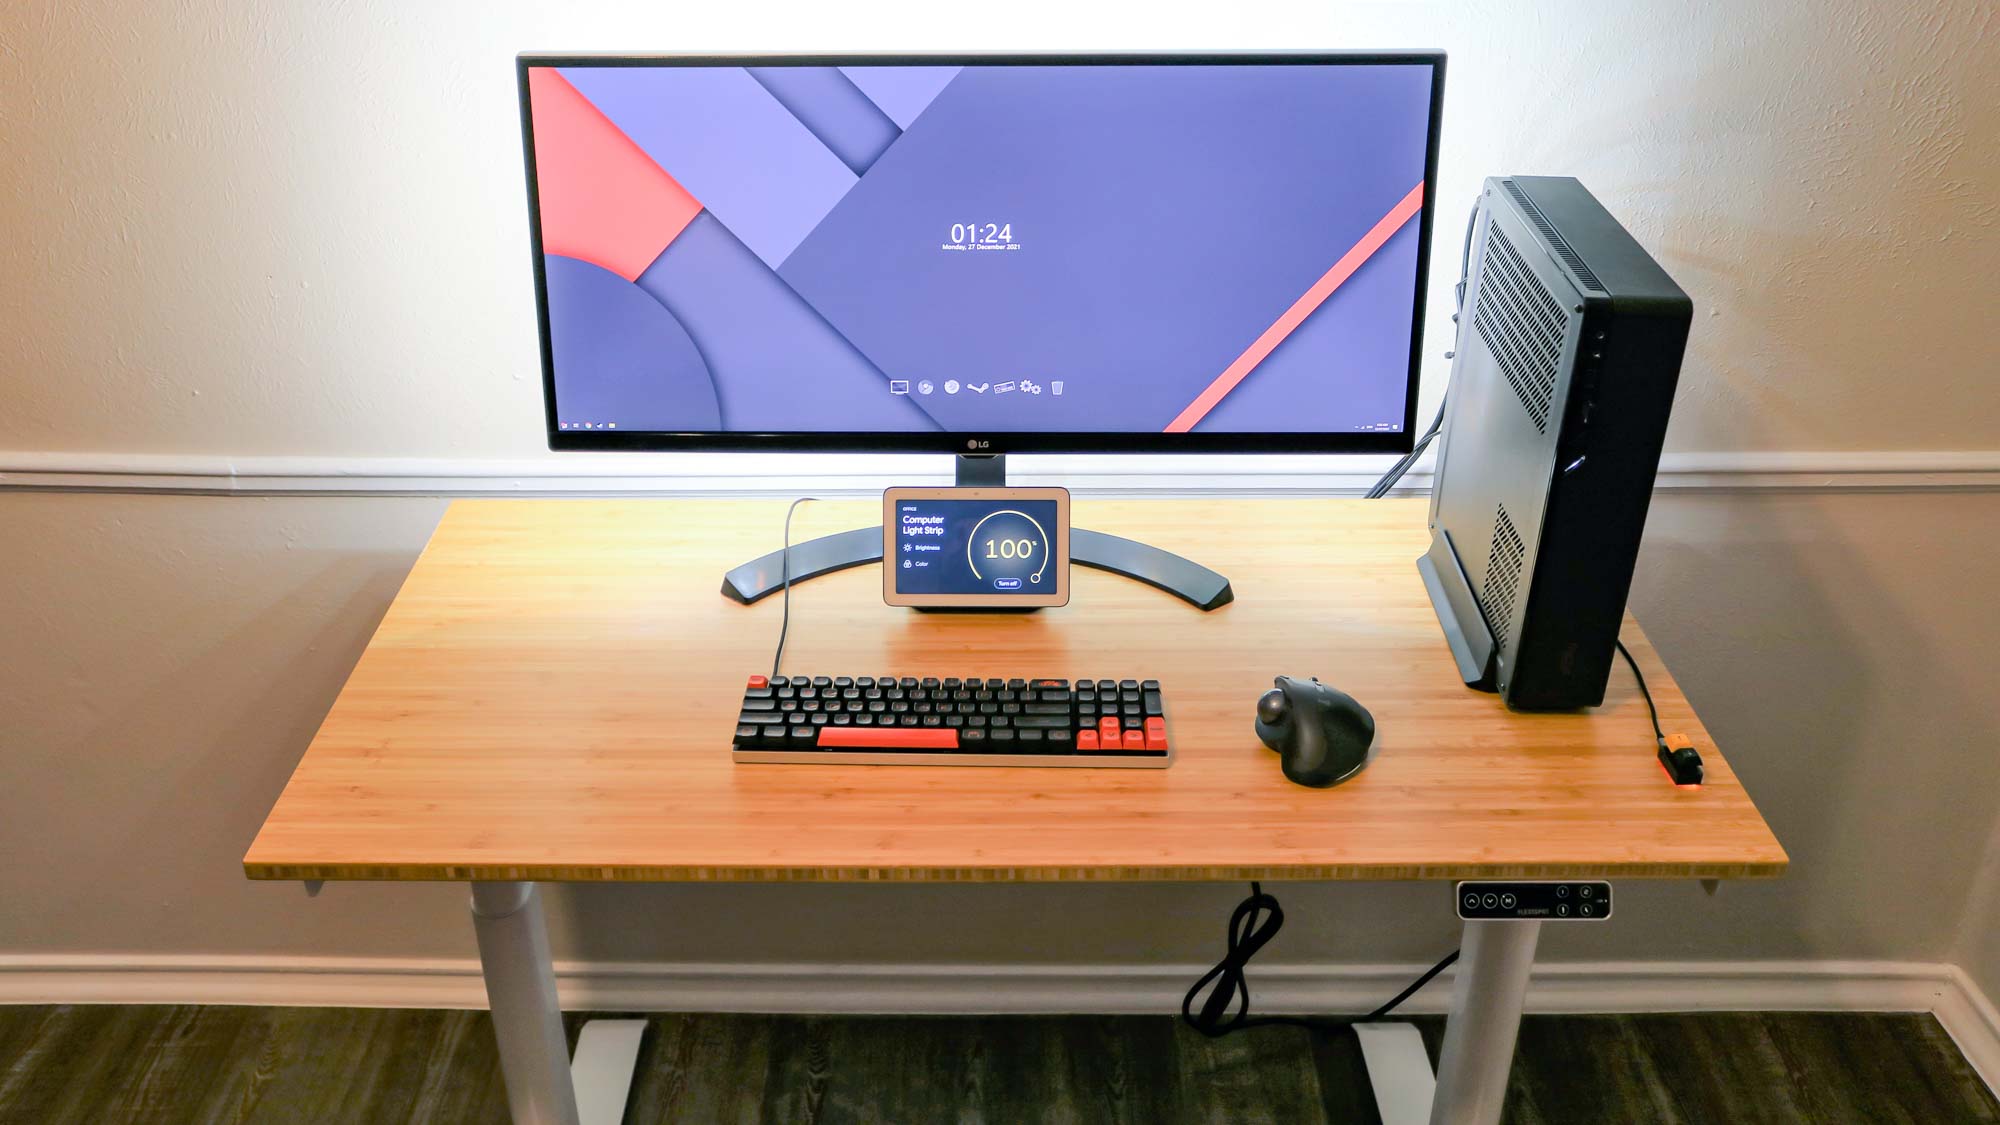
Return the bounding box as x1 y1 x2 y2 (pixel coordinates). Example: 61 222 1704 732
1419 176 1692 710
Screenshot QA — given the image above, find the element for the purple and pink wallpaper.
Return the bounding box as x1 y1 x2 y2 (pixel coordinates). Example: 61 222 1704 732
527 62 1433 434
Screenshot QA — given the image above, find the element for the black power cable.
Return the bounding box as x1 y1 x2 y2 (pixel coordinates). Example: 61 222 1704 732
770 496 818 678
1613 639 1664 745
1368 198 1481 499
1182 882 1459 1038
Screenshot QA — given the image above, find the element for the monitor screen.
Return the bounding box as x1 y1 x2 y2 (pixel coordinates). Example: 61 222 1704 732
519 54 1443 453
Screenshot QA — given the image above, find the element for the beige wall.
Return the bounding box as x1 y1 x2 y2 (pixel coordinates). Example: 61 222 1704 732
2 0 1999 992
2 0 1995 461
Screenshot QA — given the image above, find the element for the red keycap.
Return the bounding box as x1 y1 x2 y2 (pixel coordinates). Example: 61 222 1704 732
1122 730 1145 750
819 727 959 749
1146 730 1168 751
1144 717 1166 733
1078 730 1099 751
1098 717 1121 741
748 675 769 689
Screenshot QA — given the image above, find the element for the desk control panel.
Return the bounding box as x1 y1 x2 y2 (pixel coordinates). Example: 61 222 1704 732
1456 881 1612 921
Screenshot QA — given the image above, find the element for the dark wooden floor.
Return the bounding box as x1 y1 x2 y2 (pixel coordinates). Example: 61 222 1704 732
0 1006 1993 1123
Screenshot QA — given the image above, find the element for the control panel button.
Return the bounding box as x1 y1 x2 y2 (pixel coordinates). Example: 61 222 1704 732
1456 881 1612 921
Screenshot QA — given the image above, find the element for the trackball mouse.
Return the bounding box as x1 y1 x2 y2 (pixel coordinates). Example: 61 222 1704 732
1253 675 1377 788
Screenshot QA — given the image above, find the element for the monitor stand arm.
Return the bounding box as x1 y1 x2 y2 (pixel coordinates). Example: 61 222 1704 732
718 455 1235 611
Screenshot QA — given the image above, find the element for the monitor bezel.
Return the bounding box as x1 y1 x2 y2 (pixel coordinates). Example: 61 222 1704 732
517 51 1446 455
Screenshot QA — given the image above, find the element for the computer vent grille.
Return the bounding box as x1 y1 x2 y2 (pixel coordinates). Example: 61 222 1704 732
1483 503 1526 654
1500 179 1604 292
1475 226 1568 433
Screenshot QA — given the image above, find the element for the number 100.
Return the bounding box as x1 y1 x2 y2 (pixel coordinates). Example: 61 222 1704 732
983 538 1034 560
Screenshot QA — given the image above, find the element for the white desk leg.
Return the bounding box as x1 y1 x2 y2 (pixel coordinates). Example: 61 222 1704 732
471 882 581 1125
469 882 645 1125
1429 919 1541 1125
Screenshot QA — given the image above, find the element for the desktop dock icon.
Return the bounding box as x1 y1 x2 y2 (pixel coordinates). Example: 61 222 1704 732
889 380 910 395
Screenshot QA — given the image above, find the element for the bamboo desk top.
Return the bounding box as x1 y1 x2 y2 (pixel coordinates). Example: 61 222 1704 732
244 498 1786 884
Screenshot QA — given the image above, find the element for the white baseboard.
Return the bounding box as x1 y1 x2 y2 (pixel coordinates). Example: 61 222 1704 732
4 954 1993 1091
4 450 1999 496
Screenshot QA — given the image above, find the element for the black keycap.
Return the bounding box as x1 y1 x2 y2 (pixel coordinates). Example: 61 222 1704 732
1024 703 1070 715
856 677 874 688
943 678 962 689
977 703 999 715
1124 716 1144 730
769 677 790 688
1047 729 1073 744
865 688 883 700
1039 689 1072 702
1001 703 1022 715
802 700 820 712
788 726 818 745
842 688 861 700
1119 680 1139 691
921 715 943 727
966 715 987 727
898 714 919 727
914 702 933 714
975 690 995 701
986 678 1006 690
1122 703 1141 716
1013 715 1069 729
788 713 807 726
780 701 799 712
1078 690 1096 703
734 724 759 745
934 702 956 714
1097 680 1117 692
990 728 1017 742
1144 692 1164 715
900 677 919 689
811 713 829 725
834 676 854 688
962 728 987 743
812 677 833 688
945 715 964 726
744 686 774 700
760 724 786 745
742 698 778 711
833 713 852 725
1142 679 1161 691
991 716 1011 728
997 690 1018 702
798 688 817 700
740 712 775 725
891 701 910 713
1018 729 1045 742
921 677 940 689
855 714 875 726
777 687 797 699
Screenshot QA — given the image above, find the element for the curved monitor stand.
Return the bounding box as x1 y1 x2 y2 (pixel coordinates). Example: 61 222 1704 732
720 455 1234 611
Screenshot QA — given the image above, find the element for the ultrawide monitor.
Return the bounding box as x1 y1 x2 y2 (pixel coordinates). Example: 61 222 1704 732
518 53 1444 453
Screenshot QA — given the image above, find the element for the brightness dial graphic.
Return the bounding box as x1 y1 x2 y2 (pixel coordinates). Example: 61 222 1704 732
966 509 1050 589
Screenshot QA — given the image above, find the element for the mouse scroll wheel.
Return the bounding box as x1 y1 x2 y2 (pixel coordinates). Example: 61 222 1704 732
1257 689 1289 725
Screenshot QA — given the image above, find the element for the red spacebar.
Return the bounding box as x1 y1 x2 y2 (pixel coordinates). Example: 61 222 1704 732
818 728 959 750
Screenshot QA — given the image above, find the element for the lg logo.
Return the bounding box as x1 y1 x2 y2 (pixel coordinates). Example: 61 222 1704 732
966 439 990 450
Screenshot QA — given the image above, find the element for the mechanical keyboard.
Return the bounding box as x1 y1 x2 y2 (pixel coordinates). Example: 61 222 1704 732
732 676 1172 767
